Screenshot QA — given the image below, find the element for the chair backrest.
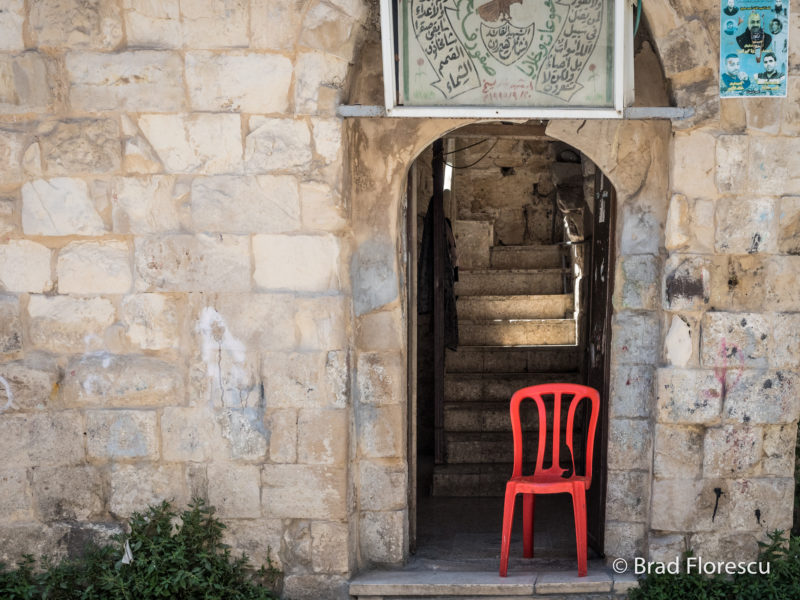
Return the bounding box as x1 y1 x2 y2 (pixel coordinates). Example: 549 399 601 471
509 383 600 486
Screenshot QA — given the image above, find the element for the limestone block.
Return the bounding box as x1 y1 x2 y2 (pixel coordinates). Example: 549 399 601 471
60 354 183 407
37 119 120 175
311 521 349 573
357 404 403 459
671 130 716 199
709 255 766 311
245 117 312 173
662 255 710 311
67 51 184 112
86 410 158 460
610 312 659 366
294 296 348 351
0 196 16 236
110 463 188 517
0 357 59 411
252 0 308 50
326 0 365 19
300 2 357 59
356 309 403 352
609 366 653 418
294 51 349 114
704 425 763 478
311 118 342 164
700 312 769 369
724 370 800 425
27 295 115 353
716 135 748 194
29 0 122 49
57 240 132 294
120 115 162 174
0 52 55 114
0 0 24 50
219 408 268 460
262 465 346 519
22 178 106 236
0 523 72 565
656 368 722 424
32 466 105 522
180 0 248 48
650 479 721 532
726 478 793 533
253 234 339 292
715 197 776 254
300 182 346 232
604 522 646 561
350 238 399 316
222 519 285 570
0 412 84 467
0 240 52 292
452 220 491 269
762 425 796 477
187 52 292 113
619 201 662 256
606 418 651 471
359 511 404 563
262 351 348 409
282 574 349 600
0 128 25 184
653 424 703 479
770 313 800 369
0 295 21 356
648 534 686 564
778 196 800 255
747 137 800 196
135 234 251 292
161 407 227 461
207 463 261 518
765 256 800 311
0 469 32 522
122 0 181 47
613 254 658 310
781 78 800 135
356 351 403 406
359 460 407 511
110 176 184 234
137 113 242 174
665 194 689 251
191 175 300 233
689 532 758 564
604 470 649 523
266 408 297 463
297 409 347 465
120 294 182 350
282 519 312 572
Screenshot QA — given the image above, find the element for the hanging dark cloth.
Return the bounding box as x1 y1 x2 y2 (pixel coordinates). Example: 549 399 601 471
418 199 459 350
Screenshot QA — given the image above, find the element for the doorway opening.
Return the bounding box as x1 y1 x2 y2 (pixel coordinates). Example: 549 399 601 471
407 122 616 568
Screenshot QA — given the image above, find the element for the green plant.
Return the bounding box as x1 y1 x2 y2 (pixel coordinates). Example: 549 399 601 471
0 498 281 600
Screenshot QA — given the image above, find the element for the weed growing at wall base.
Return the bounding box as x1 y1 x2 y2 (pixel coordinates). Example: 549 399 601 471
0 498 281 600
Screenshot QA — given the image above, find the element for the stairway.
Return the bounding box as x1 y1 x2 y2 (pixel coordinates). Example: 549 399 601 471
432 242 582 497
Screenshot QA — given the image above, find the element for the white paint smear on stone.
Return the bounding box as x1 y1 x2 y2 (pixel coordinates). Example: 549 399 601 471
665 315 692 367
0 375 13 412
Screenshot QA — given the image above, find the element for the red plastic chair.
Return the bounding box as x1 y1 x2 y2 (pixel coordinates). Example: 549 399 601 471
498 383 600 578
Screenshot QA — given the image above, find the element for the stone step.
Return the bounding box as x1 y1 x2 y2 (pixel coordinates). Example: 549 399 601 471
445 346 581 373
431 462 512 497
460 319 576 346
444 372 582 403
455 269 568 296
444 400 560 432
445 431 532 464
458 294 573 320
490 244 565 269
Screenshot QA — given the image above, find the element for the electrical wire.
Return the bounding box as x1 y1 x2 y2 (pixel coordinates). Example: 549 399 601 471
442 138 491 156
445 139 498 169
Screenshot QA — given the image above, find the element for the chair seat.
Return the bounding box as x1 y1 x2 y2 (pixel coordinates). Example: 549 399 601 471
507 474 589 494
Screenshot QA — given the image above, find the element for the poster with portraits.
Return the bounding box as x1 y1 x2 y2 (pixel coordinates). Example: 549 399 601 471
720 0 789 97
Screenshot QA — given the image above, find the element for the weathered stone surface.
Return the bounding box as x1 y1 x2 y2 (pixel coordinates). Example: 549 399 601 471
57 240 132 294
181 0 248 48
311 118 342 165
771 313 800 369
700 312 769 369
262 351 347 409
716 135 748 194
29 0 122 49
656 368 722 424
724 370 800 425
765 256 800 311
253 234 339 292
0 128 25 184
32 466 104 521
294 51 349 114
135 234 251 292
762 424 797 476
0 196 16 236
282 574 349 600
86 410 158 460
266 408 297 463
187 52 292 113
0 0 24 51
300 2 358 59
704 425 763 478
110 463 187 517
37 119 120 175
0 357 59 411
294 296 348 351
0 239 52 292
648 534 686 564
662 255 710 310
715 197 776 254
222 519 285 570
120 294 182 350
137 113 242 174
726 478 793 533
60 354 183 407
605 470 649 523
663 313 695 367
262 465 346 519
282 519 312 572
67 51 184 112
709 254 766 311
453 220 491 269
0 469 32 522
300 182 346 231
311 521 349 573
0 52 55 114
27 295 115 353
356 309 403 352
351 238 399 316
606 419 652 471
356 351 403 406
207 463 261 518
161 407 224 462
653 424 703 479
0 295 21 356
604 522 646 561
650 479 723 532
359 460 407 511
744 98 781 134
252 0 308 50
689 532 759 564
192 175 300 233
22 178 106 236
297 409 347 465
748 137 800 195
359 511 404 563
610 313 659 365
609 366 653 418
122 0 181 47
110 176 184 233
666 195 715 254
119 114 162 174
613 254 658 310
218 407 268 460
778 196 800 255
245 117 312 173
671 130 717 199
357 404 403 458
0 523 72 565
0 412 84 467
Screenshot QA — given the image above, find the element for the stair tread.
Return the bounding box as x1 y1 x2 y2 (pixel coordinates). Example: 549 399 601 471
458 294 572 301
461 268 569 274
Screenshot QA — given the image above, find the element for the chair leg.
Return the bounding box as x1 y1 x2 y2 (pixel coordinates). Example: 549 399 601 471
499 486 516 577
522 493 534 558
571 486 588 577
